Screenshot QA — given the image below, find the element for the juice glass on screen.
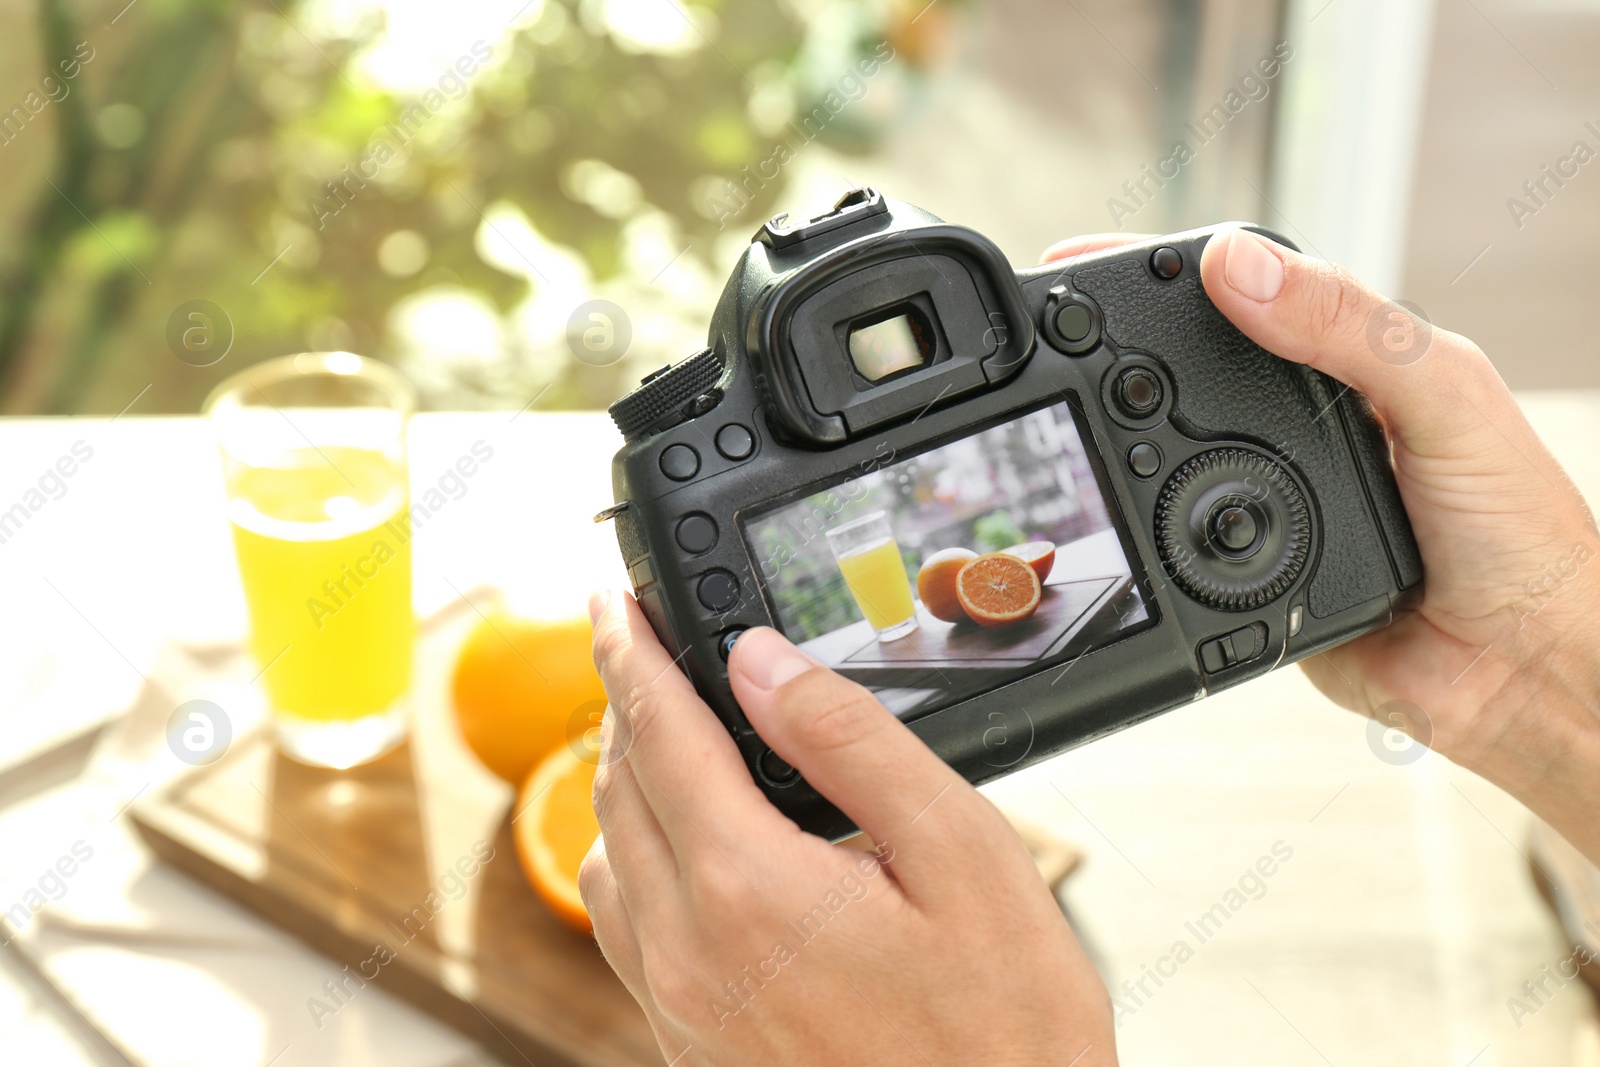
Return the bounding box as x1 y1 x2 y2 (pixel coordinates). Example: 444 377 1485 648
205 353 416 768
825 511 918 642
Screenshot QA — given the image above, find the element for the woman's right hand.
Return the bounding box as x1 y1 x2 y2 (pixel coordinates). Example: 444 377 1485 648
1046 230 1600 861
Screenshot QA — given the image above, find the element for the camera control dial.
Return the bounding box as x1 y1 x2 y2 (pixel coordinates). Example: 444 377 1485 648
1155 448 1311 611
609 347 723 442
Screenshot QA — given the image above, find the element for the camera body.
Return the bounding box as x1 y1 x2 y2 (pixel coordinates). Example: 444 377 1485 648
603 189 1421 839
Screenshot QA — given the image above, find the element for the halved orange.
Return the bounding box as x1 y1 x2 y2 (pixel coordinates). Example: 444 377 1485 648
956 553 1042 627
1001 541 1057 584
513 745 599 934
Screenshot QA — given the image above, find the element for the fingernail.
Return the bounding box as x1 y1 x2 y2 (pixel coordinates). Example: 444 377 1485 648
588 589 609 627
732 627 817 691
1223 228 1285 303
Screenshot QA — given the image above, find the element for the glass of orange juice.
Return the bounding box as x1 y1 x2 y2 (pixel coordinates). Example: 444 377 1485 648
205 353 416 768
826 511 918 641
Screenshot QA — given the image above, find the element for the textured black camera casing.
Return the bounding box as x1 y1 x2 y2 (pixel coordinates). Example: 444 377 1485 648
603 194 1421 839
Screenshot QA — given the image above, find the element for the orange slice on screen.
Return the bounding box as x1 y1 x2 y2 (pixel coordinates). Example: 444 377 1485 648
514 745 600 934
1001 541 1057 584
956 553 1043 628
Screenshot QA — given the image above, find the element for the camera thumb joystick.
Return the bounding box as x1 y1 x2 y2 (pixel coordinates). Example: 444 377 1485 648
1113 367 1163 419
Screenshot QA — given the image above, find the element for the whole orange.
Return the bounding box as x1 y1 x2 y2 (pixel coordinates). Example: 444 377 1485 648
451 613 608 785
917 547 977 622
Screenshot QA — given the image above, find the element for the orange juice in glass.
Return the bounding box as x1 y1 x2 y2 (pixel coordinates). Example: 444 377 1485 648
206 353 415 768
826 511 918 641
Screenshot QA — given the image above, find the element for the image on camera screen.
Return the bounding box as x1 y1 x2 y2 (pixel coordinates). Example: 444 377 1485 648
741 401 1153 719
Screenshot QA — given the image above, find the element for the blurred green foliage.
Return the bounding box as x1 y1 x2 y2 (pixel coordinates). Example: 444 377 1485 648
0 0 953 414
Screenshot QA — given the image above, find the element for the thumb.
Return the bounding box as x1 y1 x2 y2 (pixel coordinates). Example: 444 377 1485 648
1199 226 1504 455
727 627 1010 885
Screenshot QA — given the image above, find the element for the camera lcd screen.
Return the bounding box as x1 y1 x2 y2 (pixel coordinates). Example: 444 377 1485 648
847 308 933 382
740 401 1153 720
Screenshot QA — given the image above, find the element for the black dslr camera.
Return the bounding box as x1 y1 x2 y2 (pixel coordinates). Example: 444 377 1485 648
601 189 1421 838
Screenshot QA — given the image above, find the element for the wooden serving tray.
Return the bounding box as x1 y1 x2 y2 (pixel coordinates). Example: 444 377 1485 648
128 597 661 1067
130 730 660 1067
802 576 1129 676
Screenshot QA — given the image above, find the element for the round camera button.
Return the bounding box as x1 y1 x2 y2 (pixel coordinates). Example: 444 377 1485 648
675 514 718 555
715 423 755 460
759 748 799 785
696 570 740 612
718 628 745 662
1128 442 1162 478
1053 302 1093 344
1045 289 1102 354
1150 246 1183 279
659 443 700 481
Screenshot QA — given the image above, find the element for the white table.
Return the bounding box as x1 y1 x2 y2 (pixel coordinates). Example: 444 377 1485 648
1 401 1598 1067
